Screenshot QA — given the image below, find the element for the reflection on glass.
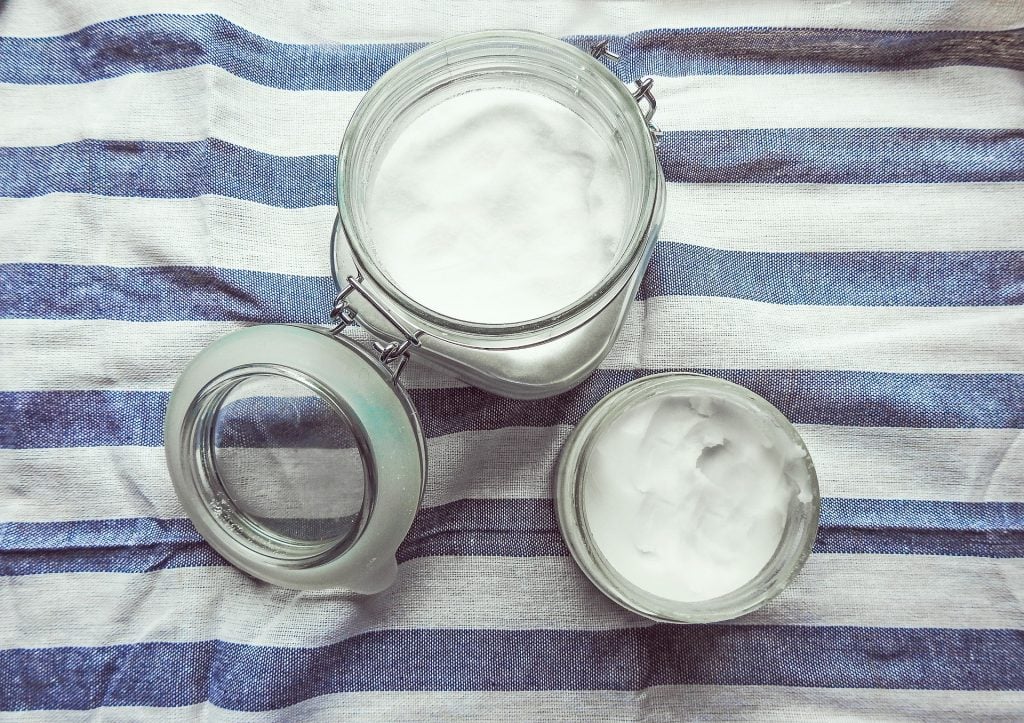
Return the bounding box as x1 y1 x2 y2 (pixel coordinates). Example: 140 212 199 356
210 373 365 546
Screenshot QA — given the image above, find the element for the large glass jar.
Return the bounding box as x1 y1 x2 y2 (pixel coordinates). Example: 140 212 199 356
331 30 665 399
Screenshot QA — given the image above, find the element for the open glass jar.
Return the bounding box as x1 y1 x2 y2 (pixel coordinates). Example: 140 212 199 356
166 31 665 592
332 30 665 398
556 374 821 623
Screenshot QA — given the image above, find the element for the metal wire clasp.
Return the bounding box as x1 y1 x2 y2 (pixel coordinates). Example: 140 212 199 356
631 77 663 144
589 40 663 144
631 77 656 122
590 40 620 61
330 275 424 382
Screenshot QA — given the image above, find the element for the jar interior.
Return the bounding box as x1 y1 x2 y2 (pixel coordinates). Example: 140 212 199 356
196 370 369 559
339 33 655 327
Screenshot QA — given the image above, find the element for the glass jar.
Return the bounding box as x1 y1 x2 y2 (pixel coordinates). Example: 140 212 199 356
331 30 665 399
555 373 821 623
166 30 664 592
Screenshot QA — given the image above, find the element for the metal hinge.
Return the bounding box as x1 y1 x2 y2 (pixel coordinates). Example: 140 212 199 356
590 40 663 145
590 40 620 62
330 275 424 382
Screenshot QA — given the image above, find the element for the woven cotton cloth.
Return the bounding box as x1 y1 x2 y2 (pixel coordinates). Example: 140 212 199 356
2 1 1024 719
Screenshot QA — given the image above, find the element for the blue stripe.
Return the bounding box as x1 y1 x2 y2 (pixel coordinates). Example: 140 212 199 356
639 247 1024 306
2 249 1020 325
607 27 1024 79
658 128 1024 184
2 499 1022 577
816 498 1024 558
1 15 1022 88
3 625 1023 710
4 132 1024 206
206 358 1023 449
0 140 334 208
414 368 1024 433
0 519 222 576
0 264 334 323
1 370 1020 451
820 498 1024 533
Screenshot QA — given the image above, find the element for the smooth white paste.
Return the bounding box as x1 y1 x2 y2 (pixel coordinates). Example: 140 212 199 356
583 392 812 602
365 88 629 324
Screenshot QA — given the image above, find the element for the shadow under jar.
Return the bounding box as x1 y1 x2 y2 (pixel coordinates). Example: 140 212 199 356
165 31 664 593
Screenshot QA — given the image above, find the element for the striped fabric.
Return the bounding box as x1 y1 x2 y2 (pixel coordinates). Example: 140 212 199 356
1 0 1023 719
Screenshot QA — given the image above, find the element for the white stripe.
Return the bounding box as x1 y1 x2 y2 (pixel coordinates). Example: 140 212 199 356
2 302 1020 396
2 183 1020 279
0 320 465 391
1 556 1021 651
5 65 1024 155
0 70 361 157
610 298 1024 374
5 687 1024 723
657 66 1024 131
0 195 336 275
4 0 1021 41
2 425 1021 523
662 182 1024 252
799 425 1024 502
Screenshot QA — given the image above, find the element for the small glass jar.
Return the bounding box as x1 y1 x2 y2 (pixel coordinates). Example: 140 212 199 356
556 373 821 623
165 30 664 592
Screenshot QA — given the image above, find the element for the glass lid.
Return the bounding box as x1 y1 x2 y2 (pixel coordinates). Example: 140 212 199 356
164 324 425 592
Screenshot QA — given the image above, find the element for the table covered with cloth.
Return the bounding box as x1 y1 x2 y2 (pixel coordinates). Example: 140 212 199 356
1 1 1023 720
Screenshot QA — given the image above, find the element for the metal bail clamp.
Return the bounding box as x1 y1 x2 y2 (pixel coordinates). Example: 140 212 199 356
631 77 663 144
589 40 663 145
330 275 424 383
589 40 620 61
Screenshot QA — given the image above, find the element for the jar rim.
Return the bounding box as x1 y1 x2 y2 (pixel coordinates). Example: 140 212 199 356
555 372 822 623
334 30 662 336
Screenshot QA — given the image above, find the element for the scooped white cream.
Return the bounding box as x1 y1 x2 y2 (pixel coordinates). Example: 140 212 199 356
365 88 629 324
583 392 812 602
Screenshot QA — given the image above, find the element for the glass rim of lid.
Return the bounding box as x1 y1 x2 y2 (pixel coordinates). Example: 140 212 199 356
555 373 821 623
334 29 662 336
204 370 369 551
164 324 425 592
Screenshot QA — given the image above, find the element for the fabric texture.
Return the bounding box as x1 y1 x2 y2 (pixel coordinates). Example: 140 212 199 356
1 1 1023 719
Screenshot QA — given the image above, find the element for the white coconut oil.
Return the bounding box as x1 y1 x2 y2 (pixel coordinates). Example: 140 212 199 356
365 88 630 324
583 392 813 603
